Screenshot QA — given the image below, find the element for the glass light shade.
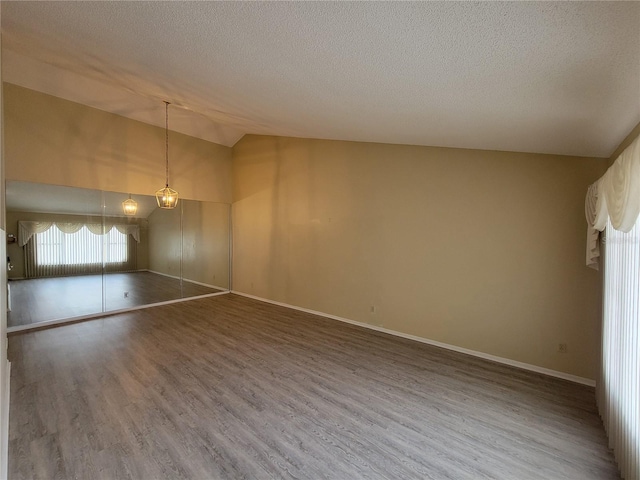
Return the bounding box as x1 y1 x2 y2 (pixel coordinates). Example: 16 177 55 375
155 186 179 209
122 197 138 216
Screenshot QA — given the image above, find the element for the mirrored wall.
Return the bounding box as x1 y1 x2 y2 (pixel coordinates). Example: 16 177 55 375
5 181 230 330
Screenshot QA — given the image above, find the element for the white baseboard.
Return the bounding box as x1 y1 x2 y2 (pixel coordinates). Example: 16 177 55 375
146 269 228 291
144 269 180 280
182 277 229 291
231 290 595 387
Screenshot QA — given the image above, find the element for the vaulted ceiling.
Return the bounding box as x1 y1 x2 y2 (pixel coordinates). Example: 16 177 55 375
2 1 639 157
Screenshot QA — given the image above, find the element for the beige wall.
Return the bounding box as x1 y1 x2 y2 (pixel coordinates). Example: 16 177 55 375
5 211 148 279
147 202 230 288
1 77 614 381
232 135 607 379
147 207 182 279
3 83 232 203
182 200 230 289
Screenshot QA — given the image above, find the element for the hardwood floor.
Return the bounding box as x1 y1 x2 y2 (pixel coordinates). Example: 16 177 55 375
7 271 223 327
8 294 619 479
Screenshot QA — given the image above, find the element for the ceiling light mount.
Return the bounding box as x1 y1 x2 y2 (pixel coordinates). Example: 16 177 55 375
155 101 179 209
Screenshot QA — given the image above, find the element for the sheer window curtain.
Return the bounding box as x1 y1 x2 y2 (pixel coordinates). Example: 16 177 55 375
19 221 140 278
586 134 640 480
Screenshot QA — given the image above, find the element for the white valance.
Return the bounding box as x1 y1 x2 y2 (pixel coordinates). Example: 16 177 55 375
18 221 141 247
585 134 640 269
112 224 141 243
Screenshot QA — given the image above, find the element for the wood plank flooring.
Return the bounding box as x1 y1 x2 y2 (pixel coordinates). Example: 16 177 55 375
8 294 619 479
8 271 223 327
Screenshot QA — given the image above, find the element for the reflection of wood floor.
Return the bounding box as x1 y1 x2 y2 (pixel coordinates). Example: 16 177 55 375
7 271 223 327
8 294 619 479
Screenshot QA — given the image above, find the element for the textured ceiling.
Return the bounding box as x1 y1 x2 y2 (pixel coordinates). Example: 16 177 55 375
2 1 639 157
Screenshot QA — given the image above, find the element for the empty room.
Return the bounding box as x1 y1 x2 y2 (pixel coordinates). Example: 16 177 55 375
0 1 638 479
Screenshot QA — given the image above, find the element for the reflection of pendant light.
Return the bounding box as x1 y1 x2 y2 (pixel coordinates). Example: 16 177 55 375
155 101 179 209
122 194 138 216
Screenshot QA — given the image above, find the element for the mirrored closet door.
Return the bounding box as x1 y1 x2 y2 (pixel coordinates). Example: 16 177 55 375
5 181 230 330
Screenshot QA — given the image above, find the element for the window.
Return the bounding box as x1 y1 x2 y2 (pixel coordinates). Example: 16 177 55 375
36 225 128 266
22 221 138 278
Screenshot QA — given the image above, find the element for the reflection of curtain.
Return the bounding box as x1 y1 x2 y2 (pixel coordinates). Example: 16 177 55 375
112 224 141 243
19 221 140 246
22 221 139 278
18 221 53 247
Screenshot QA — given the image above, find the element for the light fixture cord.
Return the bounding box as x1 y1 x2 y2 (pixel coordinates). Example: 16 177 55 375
165 101 170 187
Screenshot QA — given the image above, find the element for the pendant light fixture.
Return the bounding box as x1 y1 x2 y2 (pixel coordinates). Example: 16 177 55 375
122 194 138 216
155 101 179 209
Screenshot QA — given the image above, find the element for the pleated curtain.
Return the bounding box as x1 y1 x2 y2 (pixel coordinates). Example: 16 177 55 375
20 221 140 278
585 133 640 480
18 221 141 247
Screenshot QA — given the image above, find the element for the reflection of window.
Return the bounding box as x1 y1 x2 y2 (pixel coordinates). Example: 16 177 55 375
106 228 128 264
36 225 128 267
22 220 138 278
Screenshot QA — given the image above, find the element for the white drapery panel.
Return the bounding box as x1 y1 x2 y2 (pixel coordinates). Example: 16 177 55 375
18 221 140 247
599 220 640 480
586 135 640 269
586 132 640 480
585 181 601 269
